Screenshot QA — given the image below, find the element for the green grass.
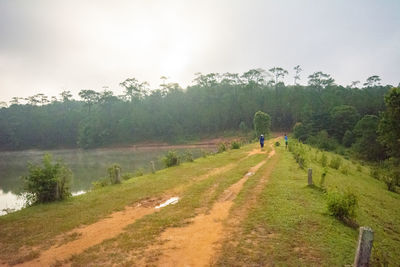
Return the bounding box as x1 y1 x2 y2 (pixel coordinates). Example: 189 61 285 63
217 142 400 266
2 139 399 266
0 145 254 265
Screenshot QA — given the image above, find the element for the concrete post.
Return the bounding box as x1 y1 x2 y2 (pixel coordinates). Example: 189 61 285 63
308 168 313 185
115 166 121 183
354 227 374 267
150 161 156 173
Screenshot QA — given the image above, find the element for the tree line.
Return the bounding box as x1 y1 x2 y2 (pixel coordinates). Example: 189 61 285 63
0 68 394 152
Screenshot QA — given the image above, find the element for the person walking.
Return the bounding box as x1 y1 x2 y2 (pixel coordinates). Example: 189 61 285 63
284 134 288 149
260 134 265 149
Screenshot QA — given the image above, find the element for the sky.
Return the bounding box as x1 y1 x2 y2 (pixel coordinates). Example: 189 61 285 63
0 0 399 103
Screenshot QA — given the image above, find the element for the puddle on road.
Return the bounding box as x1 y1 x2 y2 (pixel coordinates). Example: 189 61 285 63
155 197 179 209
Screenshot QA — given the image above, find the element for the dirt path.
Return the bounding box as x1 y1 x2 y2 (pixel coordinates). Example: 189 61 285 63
15 198 166 267
149 143 277 267
12 140 278 267
14 150 258 267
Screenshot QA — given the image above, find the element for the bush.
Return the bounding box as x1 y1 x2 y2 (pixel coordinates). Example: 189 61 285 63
340 165 350 175
92 178 110 189
320 168 328 189
356 165 362 172
183 150 194 162
370 167 380 179
329 156 342 170
218 142 227 153
320 153 328 167
308 130 338 151
230 141 241 149
383 175 396 192
122 173 134 180
163 150 180 167
107 164 121 184
23 154 72 205
293 122 310 142
275 141 280 147
290 142 307 169
327 191 358 220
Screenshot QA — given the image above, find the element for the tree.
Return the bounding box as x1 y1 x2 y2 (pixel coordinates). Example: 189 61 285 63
308 71 335 90
23 154 72 204
60 90 73 102
253 111 271 137
25 94 40 106
269 67 288 85
119 77 149 102
293 65 302 85
79 89 99 113
0 101 7 108
378 87 400 157
363 75 381 87
193 72 220 87
10 97 21 105
353 115 386 161
329 105 360 142
241 69 268 86
349 81 360 88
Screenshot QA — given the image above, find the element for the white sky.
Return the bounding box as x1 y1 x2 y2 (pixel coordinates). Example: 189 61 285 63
0 0 399 102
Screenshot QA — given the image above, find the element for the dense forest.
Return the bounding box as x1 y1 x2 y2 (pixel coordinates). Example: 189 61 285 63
0 68 395 154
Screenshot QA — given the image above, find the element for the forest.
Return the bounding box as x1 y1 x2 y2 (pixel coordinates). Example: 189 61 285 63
0 68 397 161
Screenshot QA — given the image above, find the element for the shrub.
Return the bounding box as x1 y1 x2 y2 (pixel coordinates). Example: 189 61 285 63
23 153 72 205
293 122 310 142
230 141 241 149
183 150 194 162
383 176 396 192
370 167 380 179
327 191 358 220
275 141 280 147
356 165 362 172
122 173 134 180
308 130 339 151
290 142 307 169
340 165 350 175
92 178 110 189
163 150 180 167
107 164 121 184
218 142 227 153
320 168 328 189
329 156 342 170
320 153 328 167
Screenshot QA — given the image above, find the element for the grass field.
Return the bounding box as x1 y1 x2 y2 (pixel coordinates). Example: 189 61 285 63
0 138 399 266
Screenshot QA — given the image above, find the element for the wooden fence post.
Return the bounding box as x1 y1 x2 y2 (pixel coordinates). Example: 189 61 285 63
308 168 313 185
354 227 374 267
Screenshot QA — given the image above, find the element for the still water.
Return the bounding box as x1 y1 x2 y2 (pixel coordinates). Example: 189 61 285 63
0 145 216 215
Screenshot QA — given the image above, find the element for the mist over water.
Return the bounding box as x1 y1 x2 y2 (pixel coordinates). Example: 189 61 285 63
0 145 215 215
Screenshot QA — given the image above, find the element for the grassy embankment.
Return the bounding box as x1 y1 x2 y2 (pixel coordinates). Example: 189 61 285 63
1 138 399 266
0 142 265 265
217 140 400 266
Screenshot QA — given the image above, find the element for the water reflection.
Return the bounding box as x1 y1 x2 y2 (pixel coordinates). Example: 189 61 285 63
0 145 215 215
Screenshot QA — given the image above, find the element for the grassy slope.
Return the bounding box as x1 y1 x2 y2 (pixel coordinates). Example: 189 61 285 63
0 143 262 265
1 140 399 266
217 142 400 266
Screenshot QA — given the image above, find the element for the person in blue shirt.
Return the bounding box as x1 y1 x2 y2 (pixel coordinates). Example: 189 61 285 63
284 134 288 149
260 134 265 149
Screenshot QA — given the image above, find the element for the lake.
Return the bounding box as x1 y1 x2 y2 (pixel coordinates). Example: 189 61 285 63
0 145 216 215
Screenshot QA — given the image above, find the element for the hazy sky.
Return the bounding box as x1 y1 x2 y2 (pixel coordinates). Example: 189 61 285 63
0 0 399 102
